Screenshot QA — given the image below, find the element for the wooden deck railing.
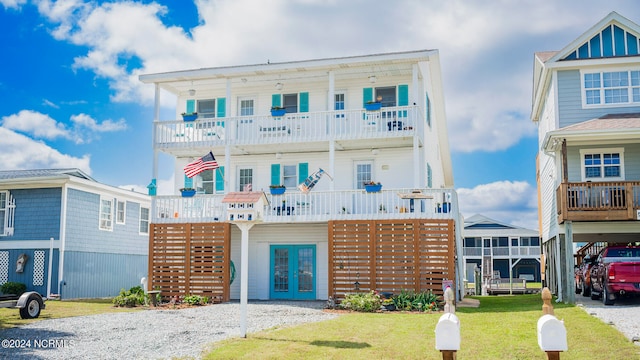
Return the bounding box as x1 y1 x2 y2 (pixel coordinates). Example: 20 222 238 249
556 181 640 223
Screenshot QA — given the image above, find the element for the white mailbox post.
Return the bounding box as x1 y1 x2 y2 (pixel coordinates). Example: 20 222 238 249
538 287 567 360
435 287 460 360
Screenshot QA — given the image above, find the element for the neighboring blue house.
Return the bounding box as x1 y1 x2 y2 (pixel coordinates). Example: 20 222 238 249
533 11 640 302
0 169 151 299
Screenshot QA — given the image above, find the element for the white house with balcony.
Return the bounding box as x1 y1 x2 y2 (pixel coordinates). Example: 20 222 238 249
532 12 640 303
139 49 462 302
462 214 541 292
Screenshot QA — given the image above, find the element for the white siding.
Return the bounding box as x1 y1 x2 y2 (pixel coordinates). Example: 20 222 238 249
229 223 328 300
537 76 559 243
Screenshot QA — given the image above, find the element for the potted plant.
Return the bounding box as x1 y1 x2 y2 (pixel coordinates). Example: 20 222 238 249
179 187 196 197
270 106 286 117
364 101 382 111
364 181 382 193
269 184 286 195
181 112 198 121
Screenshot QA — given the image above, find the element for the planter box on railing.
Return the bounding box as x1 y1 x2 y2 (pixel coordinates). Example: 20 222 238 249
364 184 382 193
364 102 382 111
182 114 197 121
270 109 286 117
180 189 196 197
270 187 286 195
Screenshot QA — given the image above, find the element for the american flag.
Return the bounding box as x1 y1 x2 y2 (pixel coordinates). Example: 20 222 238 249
184 151 219 178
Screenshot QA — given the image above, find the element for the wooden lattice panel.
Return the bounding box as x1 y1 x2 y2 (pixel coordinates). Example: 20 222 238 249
329 219 455 300
149 223 230 302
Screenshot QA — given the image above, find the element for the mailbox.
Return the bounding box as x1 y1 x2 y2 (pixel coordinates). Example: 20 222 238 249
537 314 567 351
435 313 460 350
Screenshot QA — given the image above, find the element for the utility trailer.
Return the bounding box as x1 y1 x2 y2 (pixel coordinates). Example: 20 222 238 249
0 292 46 319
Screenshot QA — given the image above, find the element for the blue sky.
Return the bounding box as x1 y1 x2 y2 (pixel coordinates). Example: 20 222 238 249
0 1 637 230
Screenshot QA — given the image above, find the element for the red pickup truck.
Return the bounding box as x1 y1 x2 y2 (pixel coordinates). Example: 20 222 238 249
589 246 640 305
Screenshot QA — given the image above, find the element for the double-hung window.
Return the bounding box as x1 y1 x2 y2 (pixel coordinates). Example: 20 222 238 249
99 197 113 231
283 94 298 113
197 99 216 118
582 70 640 106
282 165 297 189
355 162 373 189
116 200 126 224
580 148 624 181
139 207 150 235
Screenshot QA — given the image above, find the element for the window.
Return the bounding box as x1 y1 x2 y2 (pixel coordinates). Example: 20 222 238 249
464 237 482 247
139 207 149 235
334 92 345 118
197 99 216 118
283 165 297 189
375 87 396 107
238 168 253 192
580 148 624 181
195 170 215 194
239 99 254 116
99 198 113 231
355 162 373 189
116 200 126 224
283 94 298 113
492 237 508 247
582 70 640 106
0 191 13 236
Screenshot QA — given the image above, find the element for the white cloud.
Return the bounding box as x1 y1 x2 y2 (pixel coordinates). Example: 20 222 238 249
1 110 68 139
70 113 126 132
457 181 538 230
0 127 91 173
0 0 26 10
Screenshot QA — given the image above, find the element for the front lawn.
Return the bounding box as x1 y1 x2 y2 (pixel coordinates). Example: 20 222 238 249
203 295 640 360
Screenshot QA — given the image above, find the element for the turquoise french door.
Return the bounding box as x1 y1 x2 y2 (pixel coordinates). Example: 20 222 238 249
270 245 316 300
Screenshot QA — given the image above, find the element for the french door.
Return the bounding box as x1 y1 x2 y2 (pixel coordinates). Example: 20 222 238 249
270 245 316 300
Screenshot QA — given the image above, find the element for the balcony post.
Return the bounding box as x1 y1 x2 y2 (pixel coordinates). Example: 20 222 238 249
626 182 634 220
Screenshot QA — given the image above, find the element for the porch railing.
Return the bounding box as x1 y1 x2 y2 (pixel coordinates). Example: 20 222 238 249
556 181 640 222
152 188 457 223
154 105 423 148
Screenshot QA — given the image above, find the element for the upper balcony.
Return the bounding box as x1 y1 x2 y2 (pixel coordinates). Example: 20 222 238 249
154 106 424 156
152 188 456 224
556 181 640 223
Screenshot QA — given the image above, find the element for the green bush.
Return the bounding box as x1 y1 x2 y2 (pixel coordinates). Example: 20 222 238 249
0 282 27 296
112 285 147 307
392 289 440 312
340 291 382 312
183 294 208 306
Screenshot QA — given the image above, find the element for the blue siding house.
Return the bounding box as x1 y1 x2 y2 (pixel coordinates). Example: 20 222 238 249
532 11 640 303
0 169 151 299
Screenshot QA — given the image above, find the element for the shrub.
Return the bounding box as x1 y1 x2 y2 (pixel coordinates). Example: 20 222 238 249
112 285 147 307
392 289 440 312
340 291 382 312
0 282 27 296
183 294 208 306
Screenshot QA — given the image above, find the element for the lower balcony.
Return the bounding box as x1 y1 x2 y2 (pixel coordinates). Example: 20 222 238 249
152 188 457 223
556 181 640 223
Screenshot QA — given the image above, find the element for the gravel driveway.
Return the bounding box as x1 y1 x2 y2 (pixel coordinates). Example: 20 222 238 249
0 301 338 359
575 295 640 344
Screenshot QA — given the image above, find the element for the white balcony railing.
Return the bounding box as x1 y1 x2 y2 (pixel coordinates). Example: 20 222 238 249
463 247 541 257
154 106 423 148
152 188 457 223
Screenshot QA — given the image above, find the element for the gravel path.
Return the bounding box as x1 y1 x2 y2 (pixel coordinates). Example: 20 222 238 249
575 295 640 344
0 301 338 359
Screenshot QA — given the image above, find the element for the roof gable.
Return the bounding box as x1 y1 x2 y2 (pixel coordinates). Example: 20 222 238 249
552 12 640 62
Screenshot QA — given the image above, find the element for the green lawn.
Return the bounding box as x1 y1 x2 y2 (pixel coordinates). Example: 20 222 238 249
0 298 141 330
203 295 640 360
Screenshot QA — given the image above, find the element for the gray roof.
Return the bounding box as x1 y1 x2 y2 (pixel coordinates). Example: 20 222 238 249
464 214 539 237
0 168 95 181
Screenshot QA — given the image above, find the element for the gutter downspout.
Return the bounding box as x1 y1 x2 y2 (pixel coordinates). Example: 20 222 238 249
57 184 68 298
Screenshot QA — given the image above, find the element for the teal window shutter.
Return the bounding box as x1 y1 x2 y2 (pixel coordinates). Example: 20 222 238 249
215 166 225 192
272 94 281 108
363 88 373 106
184 174 193 189
217 98 226 117
398 85 409 106
299 92 309 113
298 163 309 183
271 164 281 185
186 99 195 114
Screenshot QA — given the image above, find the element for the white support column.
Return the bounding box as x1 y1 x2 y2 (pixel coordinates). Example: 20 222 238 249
564 221 575 303
152 83 160 178
328 71 335 111
412 64 419 105
236 222 254 338
226 79 233 116
329 141 335 191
